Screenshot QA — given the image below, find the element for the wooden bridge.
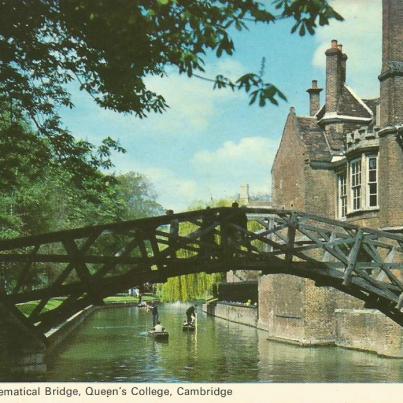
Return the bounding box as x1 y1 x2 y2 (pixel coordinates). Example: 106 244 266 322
1 207 403 342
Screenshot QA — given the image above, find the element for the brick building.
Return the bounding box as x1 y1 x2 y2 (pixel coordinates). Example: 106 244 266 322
272 1 402 229
259 0 403 349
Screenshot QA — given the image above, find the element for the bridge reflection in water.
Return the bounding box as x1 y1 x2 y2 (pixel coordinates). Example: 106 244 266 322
45 304 403 382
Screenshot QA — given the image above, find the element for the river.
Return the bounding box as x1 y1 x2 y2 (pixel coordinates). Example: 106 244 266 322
46 304 403 382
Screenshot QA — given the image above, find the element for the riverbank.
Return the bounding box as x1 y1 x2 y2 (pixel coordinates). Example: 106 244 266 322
203 301 403 358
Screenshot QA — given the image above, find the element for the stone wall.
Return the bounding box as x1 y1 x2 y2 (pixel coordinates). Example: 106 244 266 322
258 273 364 345
335 309 403 357
258 274 306 342
203 302 258 328
46 305 96 354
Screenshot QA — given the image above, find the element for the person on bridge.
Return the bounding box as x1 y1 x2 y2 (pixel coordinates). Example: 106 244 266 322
186 305 196 325
222 202 248 257
200 206 215 259
166 209 179 259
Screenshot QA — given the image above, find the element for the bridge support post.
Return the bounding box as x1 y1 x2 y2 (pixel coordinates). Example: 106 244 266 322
0 302 47 378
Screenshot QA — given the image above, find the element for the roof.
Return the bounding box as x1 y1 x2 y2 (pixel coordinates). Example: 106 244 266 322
296 117 332 162
337 86 373 118
362 98 380 116
277 85 376 166
316 85 375 122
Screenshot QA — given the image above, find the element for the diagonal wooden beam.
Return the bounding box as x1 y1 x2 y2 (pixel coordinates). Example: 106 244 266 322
297 226 349 265
343 230 364 286
28 230 101 321
13 244 40 293
62 238 104 305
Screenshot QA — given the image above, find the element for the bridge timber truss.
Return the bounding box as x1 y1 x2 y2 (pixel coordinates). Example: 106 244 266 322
0 207 403 338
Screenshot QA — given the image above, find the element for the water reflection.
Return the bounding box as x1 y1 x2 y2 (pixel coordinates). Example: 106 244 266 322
46 304 403 382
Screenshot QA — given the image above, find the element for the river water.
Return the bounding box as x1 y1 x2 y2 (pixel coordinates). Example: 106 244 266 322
46 304 403 382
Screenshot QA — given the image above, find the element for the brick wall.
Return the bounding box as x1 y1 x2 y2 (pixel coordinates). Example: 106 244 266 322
379 133 403 228
272 111 306 210
304 167 336 217
379 0 403 230
380 0 403 127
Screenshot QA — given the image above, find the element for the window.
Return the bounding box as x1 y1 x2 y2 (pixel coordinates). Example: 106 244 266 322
367 155 378 207
351 159 361 211
338 173 347 218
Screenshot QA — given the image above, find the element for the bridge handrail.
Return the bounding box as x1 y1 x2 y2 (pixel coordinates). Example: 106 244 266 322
1 207 402 251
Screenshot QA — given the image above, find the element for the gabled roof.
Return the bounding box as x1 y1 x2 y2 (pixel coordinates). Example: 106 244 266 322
316 85 375 123
338 86 373 118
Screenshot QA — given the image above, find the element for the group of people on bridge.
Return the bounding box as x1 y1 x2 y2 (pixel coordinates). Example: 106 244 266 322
166 202 249 260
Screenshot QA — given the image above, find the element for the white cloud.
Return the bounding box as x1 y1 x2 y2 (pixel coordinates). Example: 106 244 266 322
143 167 198 204
192 136 276 199
140 59 247 135
63 58 249 140
110 136 276 211
313 0 382 98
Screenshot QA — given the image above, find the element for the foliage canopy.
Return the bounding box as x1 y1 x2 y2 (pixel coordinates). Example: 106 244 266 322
0 1 342 143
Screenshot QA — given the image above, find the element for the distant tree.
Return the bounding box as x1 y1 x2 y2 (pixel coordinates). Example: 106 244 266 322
114 172 164 220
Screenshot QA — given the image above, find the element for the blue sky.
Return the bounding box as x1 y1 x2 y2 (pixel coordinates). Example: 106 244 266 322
60 0 382 212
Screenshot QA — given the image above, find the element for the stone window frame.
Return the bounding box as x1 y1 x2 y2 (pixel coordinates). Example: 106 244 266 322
366 154 379 209
345 152 379 216
350 157 362 212
337 171 347 219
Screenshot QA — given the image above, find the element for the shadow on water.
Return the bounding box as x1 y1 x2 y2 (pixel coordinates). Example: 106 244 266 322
42 303 403 382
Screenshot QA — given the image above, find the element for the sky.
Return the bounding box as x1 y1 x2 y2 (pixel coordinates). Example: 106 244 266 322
60 0 382 212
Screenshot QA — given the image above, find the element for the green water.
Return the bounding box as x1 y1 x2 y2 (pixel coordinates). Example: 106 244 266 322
46 304 403 382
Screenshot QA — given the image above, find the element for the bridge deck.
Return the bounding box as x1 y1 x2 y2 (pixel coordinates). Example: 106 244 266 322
0 207 402 337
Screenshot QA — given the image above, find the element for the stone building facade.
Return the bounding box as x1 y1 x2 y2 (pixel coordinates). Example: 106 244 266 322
260 0 403 351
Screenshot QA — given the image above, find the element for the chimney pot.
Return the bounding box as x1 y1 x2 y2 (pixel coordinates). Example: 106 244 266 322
312 80 318 89
337 44 343 52
331 39 338 48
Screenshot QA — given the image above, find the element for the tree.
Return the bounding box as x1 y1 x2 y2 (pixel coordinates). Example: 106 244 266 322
114 172 164 220
0 1 342 154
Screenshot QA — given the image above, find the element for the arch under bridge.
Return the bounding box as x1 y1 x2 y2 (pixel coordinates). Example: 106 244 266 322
0 207 403 344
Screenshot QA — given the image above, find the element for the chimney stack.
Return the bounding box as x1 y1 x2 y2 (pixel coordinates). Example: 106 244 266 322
379 0 403 127
306 80 323 116
325 39 343 112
